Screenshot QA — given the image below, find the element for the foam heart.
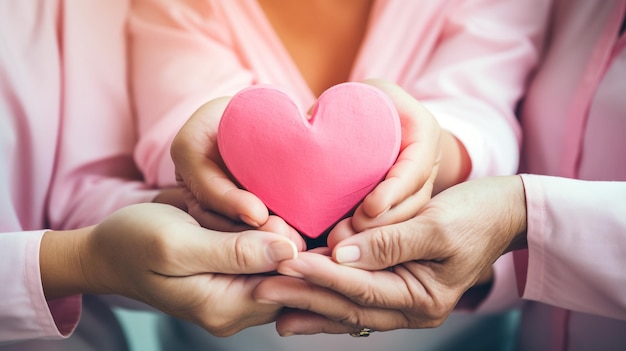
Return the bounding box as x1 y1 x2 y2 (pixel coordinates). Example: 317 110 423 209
218 82 401 238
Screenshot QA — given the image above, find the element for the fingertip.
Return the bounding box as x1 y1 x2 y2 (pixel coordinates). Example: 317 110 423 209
232 190 269 227
239 214 261 227
351 206 383 233
267 239 298 263
360 177 403 220
360 192 389 219
326 218 355 248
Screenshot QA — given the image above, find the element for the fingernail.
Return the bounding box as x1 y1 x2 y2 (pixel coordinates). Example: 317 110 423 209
280 331 295 337
335 245 361 264
240 214 260 227
267 241 298 263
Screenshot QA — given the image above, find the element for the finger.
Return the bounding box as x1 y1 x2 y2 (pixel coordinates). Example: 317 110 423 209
274 253 417 309
258 216 307 252
326 218 356 249
332 219 441 271
187 198 253 232
158 224 298 275
171 97 269 227
154 274 281 337
275 310 355 336
351 166 437 232
359 80 441 218
254 275 410 333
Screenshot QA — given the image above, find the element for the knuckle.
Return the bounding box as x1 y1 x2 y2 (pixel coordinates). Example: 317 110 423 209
231 234 254 269
210 326 237 337
145 230 176 265
369 228 404 266
415 299 454 326
348 285 379 306
408 316 446 329
203 319 233 337
337 311 364 329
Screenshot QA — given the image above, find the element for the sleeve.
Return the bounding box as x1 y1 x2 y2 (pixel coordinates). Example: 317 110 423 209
130 0 254 187
413 0 551 178
516 174 626 321
47 0 160 230
0 231 81 342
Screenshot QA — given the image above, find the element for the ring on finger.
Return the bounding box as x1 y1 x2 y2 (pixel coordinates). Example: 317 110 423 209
349 328 374 338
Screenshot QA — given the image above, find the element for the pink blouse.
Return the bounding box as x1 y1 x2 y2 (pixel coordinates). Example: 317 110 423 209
478 1 626 350
0 0 157 342
130 0 551 188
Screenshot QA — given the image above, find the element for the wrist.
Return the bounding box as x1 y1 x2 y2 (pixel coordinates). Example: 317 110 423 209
40 227 94 300
434 131 471 194
503 175 528 253
153 187 187 211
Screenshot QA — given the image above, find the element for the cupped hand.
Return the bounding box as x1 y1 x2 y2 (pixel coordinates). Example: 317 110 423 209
170 97 269 229
81 203 301 336
254 176 527 335
349 79 441 233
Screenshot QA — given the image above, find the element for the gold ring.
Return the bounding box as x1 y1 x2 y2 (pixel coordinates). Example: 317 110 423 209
349 328 374 337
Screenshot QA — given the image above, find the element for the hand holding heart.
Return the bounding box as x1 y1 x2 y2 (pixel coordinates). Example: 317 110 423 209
253 176 527 335
171 79 442 240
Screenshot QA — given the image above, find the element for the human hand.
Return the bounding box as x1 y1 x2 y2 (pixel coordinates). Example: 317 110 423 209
170 97 270 229
171 82 442 237
253 176 527 335
349 79 441 233
152 186 277 234
43 203 302 336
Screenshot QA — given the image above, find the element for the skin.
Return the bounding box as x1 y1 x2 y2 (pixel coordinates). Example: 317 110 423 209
170 80 470 235
165 0 473 336
171 0 471 234
252 176 528 335
39 203 304 336
258 0 373 98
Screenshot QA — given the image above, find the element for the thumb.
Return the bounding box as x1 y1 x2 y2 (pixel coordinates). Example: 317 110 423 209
331 219 434 270
182 227 299 274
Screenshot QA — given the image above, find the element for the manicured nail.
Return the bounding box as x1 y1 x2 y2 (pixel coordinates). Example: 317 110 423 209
335 245 361 264
240 214 259 227
267 241 298 263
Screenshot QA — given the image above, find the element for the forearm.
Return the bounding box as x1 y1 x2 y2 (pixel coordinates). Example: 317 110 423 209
433 130 472 194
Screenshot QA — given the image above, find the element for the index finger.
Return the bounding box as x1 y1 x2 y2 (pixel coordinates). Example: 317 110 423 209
275 252 422 310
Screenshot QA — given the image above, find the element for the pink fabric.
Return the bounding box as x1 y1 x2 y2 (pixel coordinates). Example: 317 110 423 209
129 0 551 187
0 230 80 341
477 1 626 350
0 0 157 342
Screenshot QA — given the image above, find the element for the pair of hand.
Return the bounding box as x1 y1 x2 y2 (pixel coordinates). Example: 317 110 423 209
256 175 527 335
166 79 521 336
170 79 442 234
40 203 303 337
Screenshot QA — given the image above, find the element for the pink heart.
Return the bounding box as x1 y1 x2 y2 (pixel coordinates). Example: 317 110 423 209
218 82 401 238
